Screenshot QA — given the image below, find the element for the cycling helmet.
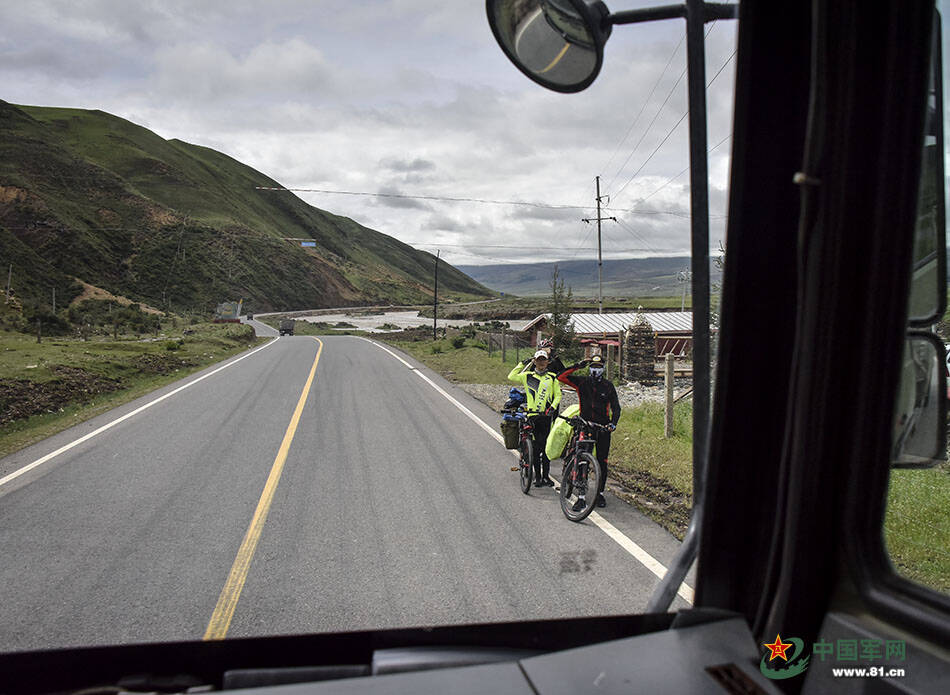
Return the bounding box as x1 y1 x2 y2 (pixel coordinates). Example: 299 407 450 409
589 354 605 379
538 338 554 351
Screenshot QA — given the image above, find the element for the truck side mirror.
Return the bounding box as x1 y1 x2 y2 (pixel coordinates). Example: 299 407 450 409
892 333 947 467
892 14 947 469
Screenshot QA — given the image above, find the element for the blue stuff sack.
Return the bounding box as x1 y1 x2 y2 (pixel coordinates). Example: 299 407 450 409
504 388 526 411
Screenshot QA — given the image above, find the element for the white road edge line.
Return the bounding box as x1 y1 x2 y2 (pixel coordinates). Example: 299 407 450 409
360 337 694 604
0 338 278 491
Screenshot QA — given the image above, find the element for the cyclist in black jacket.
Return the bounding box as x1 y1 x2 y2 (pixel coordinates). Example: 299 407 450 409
557 355 620 508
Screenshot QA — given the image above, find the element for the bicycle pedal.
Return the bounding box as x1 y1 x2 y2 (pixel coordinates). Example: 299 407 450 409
510 467 519 472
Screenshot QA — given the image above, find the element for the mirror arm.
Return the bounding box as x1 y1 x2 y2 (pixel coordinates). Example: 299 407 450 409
704 3 739 22
609 2 737 27
609 5 685 25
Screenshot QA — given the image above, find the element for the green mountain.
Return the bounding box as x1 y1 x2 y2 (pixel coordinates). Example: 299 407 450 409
0 101 492 315
456 257 719 297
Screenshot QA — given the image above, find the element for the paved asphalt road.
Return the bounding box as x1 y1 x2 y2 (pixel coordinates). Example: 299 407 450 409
0 329 691 653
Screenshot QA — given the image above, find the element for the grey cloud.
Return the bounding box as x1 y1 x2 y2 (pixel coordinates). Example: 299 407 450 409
509 206 585 223
153 39 337 103
381 157 436 173
372 186 434 210
423 214 469 233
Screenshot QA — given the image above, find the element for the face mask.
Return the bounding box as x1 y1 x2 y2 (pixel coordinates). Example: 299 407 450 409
590 367 604 379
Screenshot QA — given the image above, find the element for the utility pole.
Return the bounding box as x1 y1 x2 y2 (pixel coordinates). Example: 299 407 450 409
679 268 691 311
581 176 616 314
433 250 440 341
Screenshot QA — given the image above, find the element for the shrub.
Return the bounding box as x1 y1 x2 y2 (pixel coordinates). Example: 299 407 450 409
451 336 466 349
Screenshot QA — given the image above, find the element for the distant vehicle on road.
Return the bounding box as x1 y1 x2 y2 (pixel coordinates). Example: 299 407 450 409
279 319 295 336
246 313 253 321
213 300 243 323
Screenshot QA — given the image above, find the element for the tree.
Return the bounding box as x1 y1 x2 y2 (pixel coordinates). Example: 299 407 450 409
546 265 580 361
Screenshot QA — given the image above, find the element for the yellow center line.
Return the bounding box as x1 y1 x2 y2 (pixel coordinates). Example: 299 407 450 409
203 337 324 641
540 42 570 74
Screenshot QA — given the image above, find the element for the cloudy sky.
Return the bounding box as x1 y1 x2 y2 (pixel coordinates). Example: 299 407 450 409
0 1 738 286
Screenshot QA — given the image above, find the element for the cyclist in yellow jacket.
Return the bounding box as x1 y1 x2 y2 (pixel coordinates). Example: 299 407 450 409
508 350 562 487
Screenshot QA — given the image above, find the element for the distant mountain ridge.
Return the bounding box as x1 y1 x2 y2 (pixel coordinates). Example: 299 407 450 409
0 101 492 313
457 257 721 297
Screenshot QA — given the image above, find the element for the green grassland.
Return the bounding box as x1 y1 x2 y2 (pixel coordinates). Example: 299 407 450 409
884 465 950 593
0 322 264 458
0 100 493 316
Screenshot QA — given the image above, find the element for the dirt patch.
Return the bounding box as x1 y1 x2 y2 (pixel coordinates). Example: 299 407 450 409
133 353 195 375
97 208 120 224
145 207 180 227
70 279 163 314
0 366 122 425
0 185 29 205
608 467 691 540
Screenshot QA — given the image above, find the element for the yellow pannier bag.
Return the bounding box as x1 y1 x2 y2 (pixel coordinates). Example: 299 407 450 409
545 404 580 461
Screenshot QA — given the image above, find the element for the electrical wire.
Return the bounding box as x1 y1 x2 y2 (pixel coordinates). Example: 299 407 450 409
609 48 738 207
253 187 698 218
603 22 718 195
256 187 593 211
636 133 733 204
599 33 686 180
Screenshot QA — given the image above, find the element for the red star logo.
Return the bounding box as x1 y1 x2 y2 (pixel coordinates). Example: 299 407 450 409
763 634 793 661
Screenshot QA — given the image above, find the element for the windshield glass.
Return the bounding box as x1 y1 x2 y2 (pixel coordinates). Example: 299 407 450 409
0 2 737 652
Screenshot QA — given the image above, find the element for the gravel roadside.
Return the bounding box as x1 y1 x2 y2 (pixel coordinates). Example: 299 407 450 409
459 379 693 413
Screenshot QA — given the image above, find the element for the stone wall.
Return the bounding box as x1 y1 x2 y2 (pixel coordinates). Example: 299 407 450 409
622 317 656 384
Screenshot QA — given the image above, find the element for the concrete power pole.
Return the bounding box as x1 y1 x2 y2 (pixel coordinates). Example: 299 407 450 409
432 250 440 341
582 176 616 315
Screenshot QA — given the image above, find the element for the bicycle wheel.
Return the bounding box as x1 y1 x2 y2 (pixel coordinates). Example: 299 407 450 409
519 437 534 494
559 452 601 522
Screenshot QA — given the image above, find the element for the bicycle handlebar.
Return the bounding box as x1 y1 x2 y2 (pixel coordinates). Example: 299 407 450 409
556 413 613 431
500 407 547 416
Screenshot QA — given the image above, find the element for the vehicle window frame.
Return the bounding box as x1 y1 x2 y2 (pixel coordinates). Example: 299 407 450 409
842 7 950 641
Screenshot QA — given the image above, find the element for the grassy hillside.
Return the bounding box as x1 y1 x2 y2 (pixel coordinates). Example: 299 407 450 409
0 101 492 316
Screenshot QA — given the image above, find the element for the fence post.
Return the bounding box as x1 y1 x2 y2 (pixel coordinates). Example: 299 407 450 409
618 331 624 380
36 318 42 344
502 326 507 362
665 353 675 437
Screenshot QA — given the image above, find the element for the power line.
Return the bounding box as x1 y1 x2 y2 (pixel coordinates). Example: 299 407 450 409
570 223 598 260
603 66 687 194
614 218 663 255
611 110 690 203
603 22 717 194
599 33 685 179
705 49 737 89
635 133 733 204
254 187 697 217
411 241 654 253
255 187 592 211
609 48 738 206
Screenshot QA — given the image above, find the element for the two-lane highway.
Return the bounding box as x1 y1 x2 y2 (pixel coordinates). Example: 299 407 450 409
0 334 689 653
